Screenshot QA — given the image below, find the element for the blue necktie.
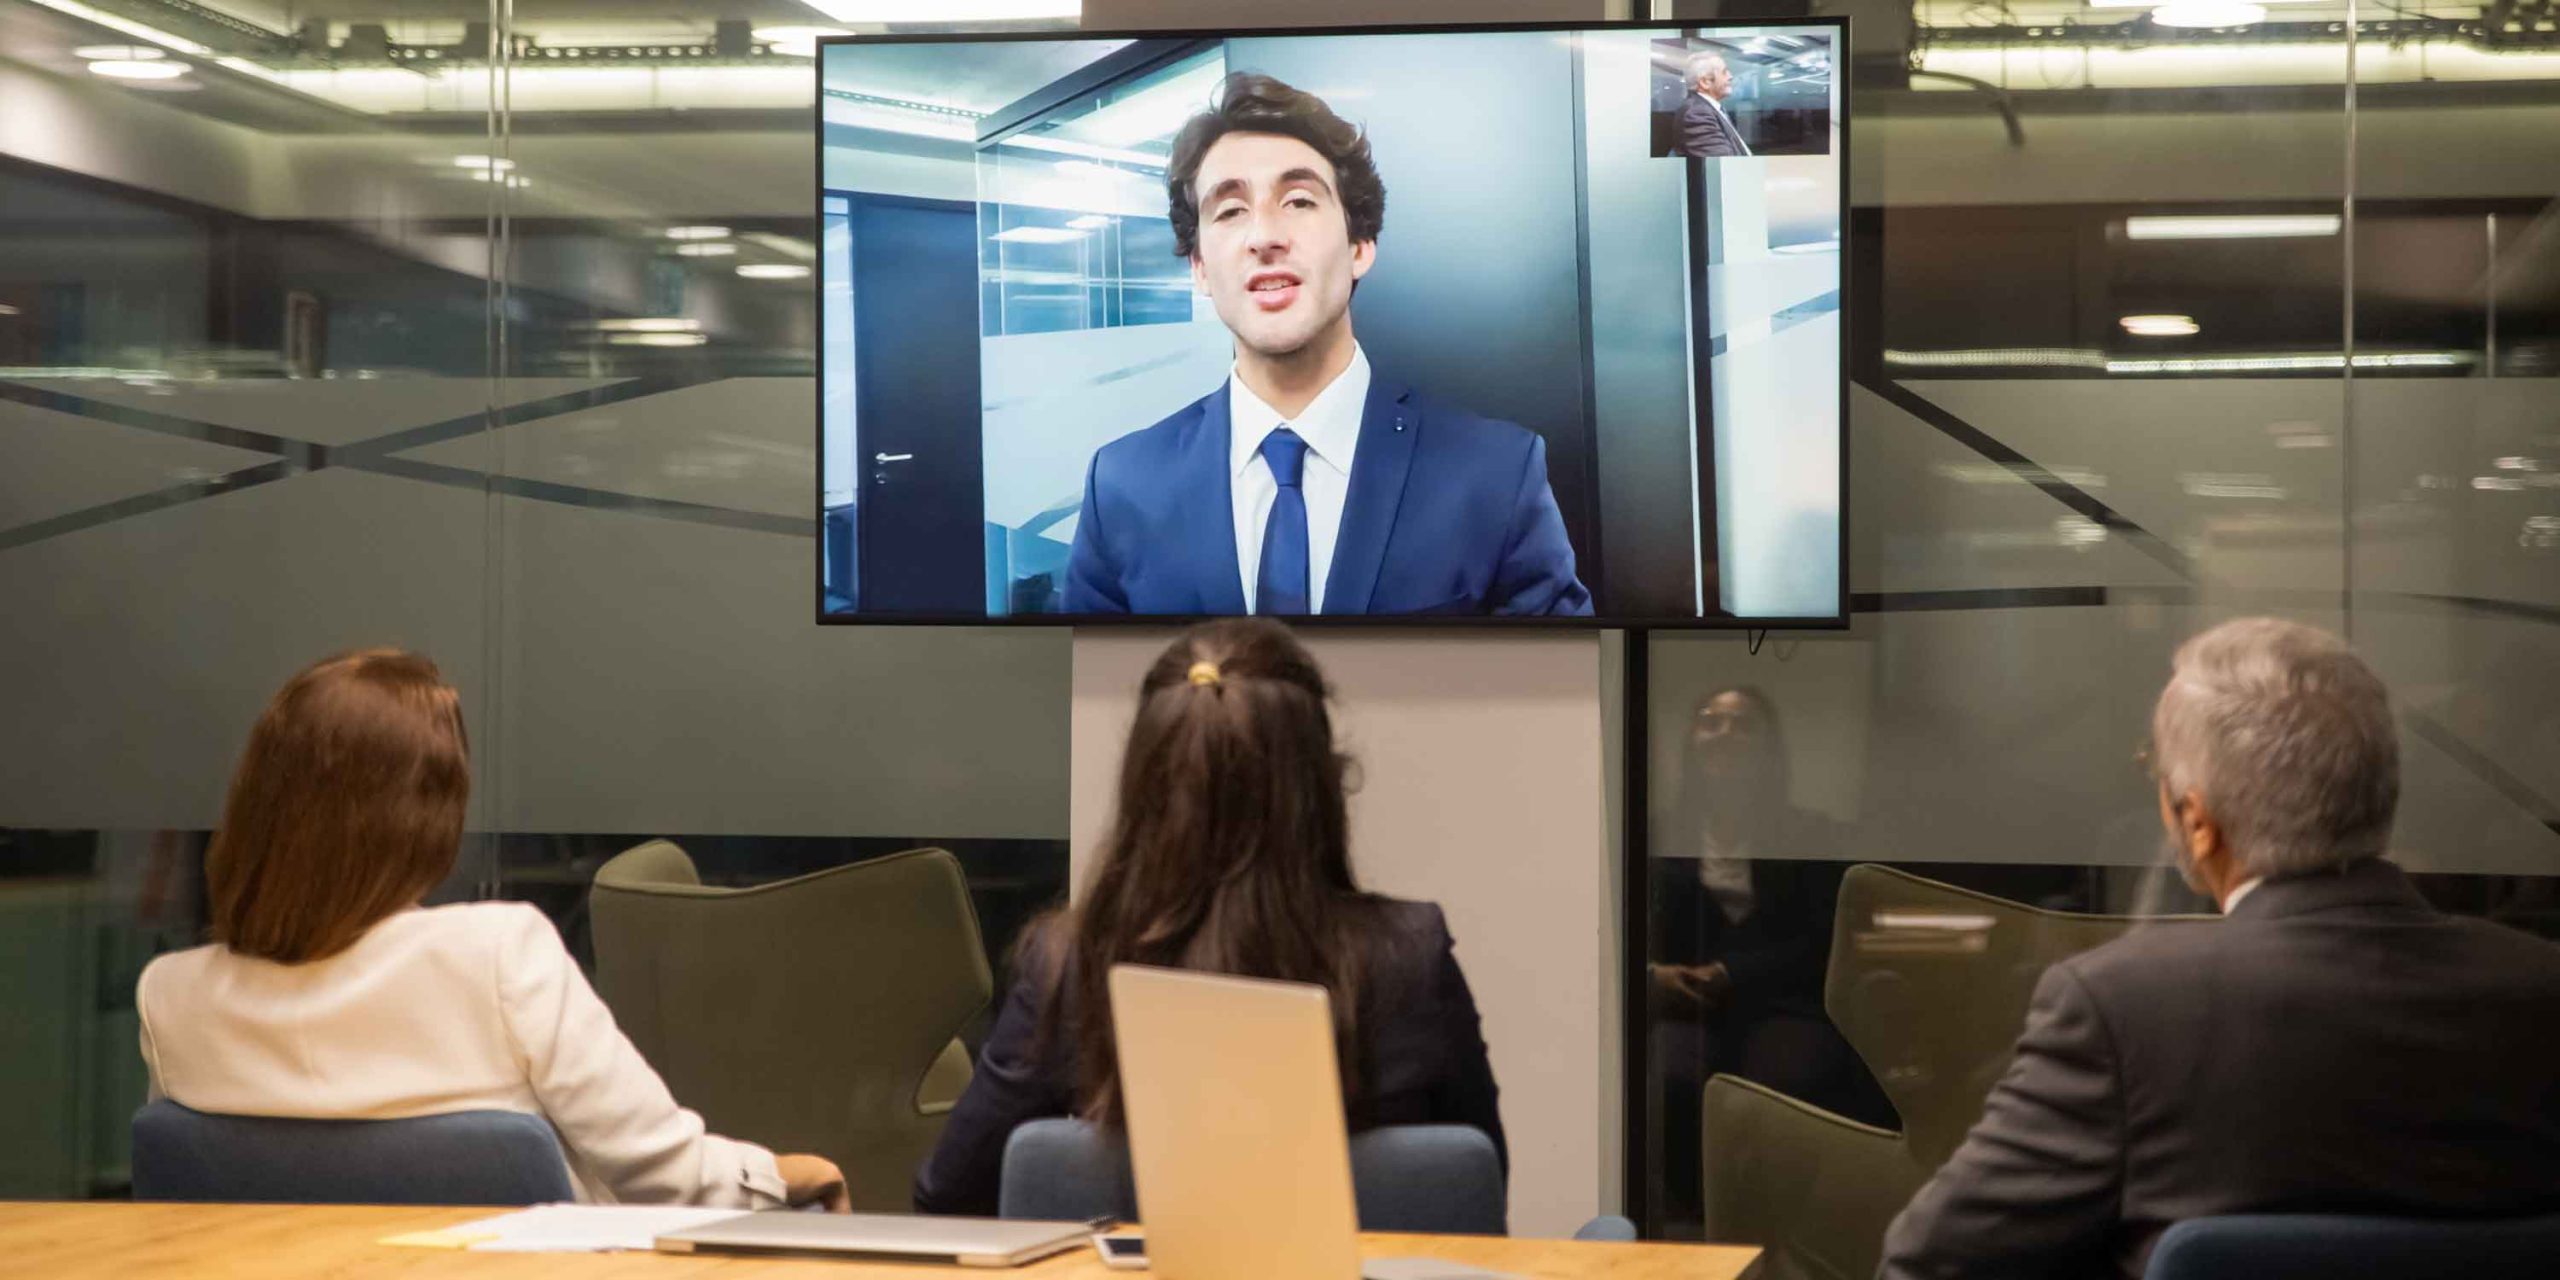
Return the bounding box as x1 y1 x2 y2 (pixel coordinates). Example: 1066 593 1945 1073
1256 428 1311 615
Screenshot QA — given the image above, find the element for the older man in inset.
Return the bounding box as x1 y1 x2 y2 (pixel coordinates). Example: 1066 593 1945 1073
1880 617 2560 1280
1675 52 1751 159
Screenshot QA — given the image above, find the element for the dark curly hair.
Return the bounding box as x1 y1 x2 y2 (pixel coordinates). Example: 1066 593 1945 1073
1165 72 1387 260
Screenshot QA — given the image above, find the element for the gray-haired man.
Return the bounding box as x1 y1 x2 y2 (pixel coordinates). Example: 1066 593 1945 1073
1880 617 2560 1280
1675 52 1751 159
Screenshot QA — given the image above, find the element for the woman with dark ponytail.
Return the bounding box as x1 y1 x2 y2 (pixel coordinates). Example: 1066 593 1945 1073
914 618 1504 1215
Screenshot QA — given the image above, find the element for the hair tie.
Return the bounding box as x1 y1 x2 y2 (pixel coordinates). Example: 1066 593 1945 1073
1187 661 1222 688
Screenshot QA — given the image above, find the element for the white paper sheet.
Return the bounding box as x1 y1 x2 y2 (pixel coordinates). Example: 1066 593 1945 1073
1361 1260 1528 1280
440 1204 751 1252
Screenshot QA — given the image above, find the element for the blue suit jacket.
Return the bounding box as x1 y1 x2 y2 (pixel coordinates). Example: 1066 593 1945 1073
1061 377 1592 617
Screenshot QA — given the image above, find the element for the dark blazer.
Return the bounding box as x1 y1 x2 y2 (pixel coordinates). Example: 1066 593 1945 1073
1060 377 1591 617
1880 858 2560 1280
1649 818 1853 1015
1677 93 1746 159
913 898 1507 1216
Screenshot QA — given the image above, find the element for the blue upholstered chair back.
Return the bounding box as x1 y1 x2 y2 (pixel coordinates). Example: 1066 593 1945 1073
131 1099 575 1205
999 1119 1507 1236
2145 1213 2560 1280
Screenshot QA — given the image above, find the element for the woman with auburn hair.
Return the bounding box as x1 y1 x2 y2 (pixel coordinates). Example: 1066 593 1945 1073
138 648 850 1210
913 618 1504 1215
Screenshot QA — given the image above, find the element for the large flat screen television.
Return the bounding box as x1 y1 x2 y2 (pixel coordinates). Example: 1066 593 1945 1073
817 18 1846 627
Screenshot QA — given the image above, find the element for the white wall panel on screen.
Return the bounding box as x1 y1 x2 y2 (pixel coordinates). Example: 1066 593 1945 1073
824 205 861 510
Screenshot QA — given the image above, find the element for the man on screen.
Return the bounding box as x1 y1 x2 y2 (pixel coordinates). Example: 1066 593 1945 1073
1062 73 1591 617
1673 53 1751 159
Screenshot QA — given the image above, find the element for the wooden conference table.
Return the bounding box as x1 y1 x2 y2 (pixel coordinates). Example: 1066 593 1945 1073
0 1203 1761 1279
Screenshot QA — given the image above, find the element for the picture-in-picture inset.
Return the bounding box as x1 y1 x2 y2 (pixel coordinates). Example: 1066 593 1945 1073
1650 33 1834 160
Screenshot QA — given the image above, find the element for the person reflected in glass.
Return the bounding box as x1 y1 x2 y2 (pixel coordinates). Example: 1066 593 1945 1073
914 618 1504 1215
1647 685 1890 1230
137 649 850 1210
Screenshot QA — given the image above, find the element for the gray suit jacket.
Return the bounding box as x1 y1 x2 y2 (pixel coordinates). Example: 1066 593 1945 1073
1879 858 2560 1280
1677 93 1745 158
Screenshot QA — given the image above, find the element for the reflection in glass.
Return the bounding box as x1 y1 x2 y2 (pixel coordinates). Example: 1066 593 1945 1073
1645 686 1889 1236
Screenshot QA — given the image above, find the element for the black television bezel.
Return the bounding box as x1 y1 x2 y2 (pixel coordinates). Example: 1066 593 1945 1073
812 15 1851 631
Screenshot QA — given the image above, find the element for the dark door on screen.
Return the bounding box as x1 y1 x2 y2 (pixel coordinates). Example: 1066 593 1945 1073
850 194 984 614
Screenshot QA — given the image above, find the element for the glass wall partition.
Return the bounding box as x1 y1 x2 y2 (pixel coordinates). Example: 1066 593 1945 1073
0 1 1078 1199
1636 0 2559 1261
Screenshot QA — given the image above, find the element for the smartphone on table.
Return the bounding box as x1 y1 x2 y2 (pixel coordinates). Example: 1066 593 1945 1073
1091 1231 1146 1269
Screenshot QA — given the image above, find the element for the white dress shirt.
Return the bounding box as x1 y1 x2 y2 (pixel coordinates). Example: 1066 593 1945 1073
137 902 786 1209
1230 344 1370 614
2221 876 2267 913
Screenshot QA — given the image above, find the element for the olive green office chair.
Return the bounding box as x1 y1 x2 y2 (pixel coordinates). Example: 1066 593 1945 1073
589 841 989 1211
1700 864 2216 1280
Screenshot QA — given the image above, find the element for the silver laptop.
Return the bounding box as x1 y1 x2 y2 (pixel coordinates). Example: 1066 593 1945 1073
1111 963 1369 1280
654 1211 1091 1267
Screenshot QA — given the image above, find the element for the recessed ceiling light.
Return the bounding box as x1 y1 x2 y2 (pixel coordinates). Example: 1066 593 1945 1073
90 58 187 80
991 227 1087 245
675 242 738 257
2149 1 2268 28
666 225 732 241
2120 314 2201 337
737 264 812 280
453 154 515 172
587 317 700 333
2124 214 2341 241
73 44 162 61
607 332 710 348
0 304 19 317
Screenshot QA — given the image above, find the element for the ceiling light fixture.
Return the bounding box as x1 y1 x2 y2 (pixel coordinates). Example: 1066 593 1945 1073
737 264 812 280
2148 1 2269 28
666 225 732 241
798 1 1079 23
607 332 710 348
28 0 208 57
72 44 161 60
2120 314 2201 337
453 154 515 172
588 317 701 333
2124 214 2342 240
90 58 187 80
990 227 1088 245
675 242 739 257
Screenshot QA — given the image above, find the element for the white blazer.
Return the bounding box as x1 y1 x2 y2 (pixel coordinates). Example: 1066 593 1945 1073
137 901 785 1209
